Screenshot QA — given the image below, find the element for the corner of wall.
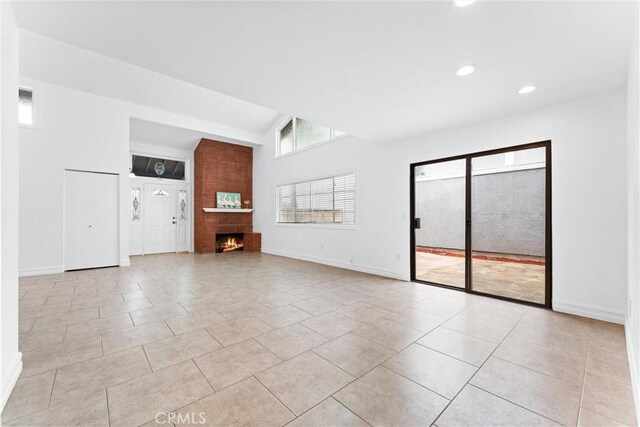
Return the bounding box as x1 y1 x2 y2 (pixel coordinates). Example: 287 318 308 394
1 0 21 412
553 300 626 324
626 5 640 421
261 247 409 281
0 352 21 411
626 322 639 423
18 266 64 277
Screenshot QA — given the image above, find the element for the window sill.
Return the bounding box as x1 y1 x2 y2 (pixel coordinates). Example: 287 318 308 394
275 222 356 230
275 134 350 160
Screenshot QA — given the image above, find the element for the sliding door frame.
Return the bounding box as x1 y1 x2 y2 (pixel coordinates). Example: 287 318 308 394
409 140 552 309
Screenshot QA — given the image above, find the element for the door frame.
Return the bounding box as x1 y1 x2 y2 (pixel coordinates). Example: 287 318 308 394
129 177 192 255
409 140 552 309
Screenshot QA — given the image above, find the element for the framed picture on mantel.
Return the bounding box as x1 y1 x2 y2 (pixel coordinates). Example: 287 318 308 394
216 192 241 209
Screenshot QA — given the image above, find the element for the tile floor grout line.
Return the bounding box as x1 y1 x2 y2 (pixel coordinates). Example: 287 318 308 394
46 369 58 408
252 375 298 418
284 396 373 427
105 388 112 427
61 324 69 344
288 303 317 317
438 323 511 345
576 319 594 426
464 383 563 425
127 311 136 329
413 340 485 368
191 358 217 393
140 344 154 372
252 337 285 363
444 307 587 426
429 306 526 426
331 397 374 427
163 318 177 336
378 361 456 403
203 327 223 348
314 328 473 424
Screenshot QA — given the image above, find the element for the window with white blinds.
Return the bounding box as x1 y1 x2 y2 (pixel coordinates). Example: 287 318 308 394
277 173 355 225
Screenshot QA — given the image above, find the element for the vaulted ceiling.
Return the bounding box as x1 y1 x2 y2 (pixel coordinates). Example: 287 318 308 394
13 1 637 141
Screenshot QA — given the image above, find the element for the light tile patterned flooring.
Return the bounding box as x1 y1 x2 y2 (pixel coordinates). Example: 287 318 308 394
3 252 635 426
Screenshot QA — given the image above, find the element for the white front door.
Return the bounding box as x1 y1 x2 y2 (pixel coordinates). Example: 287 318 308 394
144 183 176 254
65 170 119 270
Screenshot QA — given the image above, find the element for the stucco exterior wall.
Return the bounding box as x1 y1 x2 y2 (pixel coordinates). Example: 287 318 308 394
415 168 545 256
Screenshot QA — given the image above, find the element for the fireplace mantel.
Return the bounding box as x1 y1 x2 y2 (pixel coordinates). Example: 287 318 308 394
202 208 253 213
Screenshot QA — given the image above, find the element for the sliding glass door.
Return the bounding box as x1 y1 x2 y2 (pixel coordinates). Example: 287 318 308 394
413 159 466 288
410 141 551 307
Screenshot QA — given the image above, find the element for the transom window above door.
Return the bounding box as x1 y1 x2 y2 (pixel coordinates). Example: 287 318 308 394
277 117 346 157
130 155 185 180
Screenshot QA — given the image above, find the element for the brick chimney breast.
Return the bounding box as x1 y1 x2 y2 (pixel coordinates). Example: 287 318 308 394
194 138 260 253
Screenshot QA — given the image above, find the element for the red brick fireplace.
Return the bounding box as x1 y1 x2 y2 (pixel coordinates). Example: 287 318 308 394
194 138 261 253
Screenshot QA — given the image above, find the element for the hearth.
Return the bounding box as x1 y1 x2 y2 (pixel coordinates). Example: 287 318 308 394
216 233 244 253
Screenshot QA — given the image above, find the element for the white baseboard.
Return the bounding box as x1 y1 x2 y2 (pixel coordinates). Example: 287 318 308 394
626 319 640 424
18 266 64 277
553 299 625 324
261 247 409 281
1 352 22 411
119 258 131 267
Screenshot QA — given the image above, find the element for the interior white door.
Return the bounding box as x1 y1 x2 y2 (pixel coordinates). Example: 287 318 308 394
144 183 176 254
65 170 119 270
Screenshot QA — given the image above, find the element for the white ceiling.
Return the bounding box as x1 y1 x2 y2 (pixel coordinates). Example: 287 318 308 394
129 118 254 151
13 1 637 141
19 29 281 136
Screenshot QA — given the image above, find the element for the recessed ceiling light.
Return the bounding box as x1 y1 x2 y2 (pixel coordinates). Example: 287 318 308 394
455 65 475 76
517 85 536 94
453 0 476 7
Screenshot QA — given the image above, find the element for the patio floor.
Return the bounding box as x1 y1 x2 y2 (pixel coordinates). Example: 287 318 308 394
415 248 545 304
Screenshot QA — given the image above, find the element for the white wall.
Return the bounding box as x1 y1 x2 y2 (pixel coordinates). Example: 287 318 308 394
255 87 629 323
1 2 22 411
19 79 130 274
626 10 640 420
19 78 250 274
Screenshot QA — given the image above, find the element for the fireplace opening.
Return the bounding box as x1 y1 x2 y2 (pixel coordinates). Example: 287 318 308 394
216 233 244 253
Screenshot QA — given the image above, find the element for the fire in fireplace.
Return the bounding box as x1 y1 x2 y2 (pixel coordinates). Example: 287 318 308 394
216 233 244 253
